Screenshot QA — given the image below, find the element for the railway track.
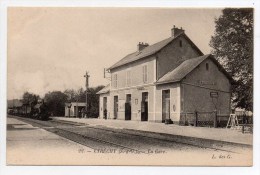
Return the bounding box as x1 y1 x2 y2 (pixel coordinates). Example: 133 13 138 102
10 116 242 154
11 116 146 153
52 119 242 153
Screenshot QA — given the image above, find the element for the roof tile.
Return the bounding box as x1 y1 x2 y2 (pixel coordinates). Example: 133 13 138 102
96 84 110 94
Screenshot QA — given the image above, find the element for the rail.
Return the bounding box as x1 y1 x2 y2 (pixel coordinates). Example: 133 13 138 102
9 115 240 153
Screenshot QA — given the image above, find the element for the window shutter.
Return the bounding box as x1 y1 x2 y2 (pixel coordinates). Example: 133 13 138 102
126 70 131 86
115 74 117 88
145 65 147 82
142 66 145 83
142 65 148 83
113 74 117 88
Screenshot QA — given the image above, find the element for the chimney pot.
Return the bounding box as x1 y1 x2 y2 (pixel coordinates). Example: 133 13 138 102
137 42 149 51
171 25 184 37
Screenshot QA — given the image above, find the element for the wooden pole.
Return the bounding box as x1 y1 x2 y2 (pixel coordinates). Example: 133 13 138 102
84 71 90 118
214 110 218 128
194 110 198 127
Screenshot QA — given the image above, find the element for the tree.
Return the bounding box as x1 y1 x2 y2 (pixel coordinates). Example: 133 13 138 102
86 85 105 118
64 89 78 102
21 92 40 114
77 88 86 102
44 91 68 116
64 86 104 117
64 88 85 102
210 8 253 111
22 92 40 105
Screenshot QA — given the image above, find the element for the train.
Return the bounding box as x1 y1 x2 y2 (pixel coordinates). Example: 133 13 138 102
8 100 50 121
29 100 50 120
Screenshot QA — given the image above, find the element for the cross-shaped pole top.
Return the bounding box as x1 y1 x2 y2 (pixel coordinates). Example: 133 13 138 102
84 71 90 78
84 71 90 88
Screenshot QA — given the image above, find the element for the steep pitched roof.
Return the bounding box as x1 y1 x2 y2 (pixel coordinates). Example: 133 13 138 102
156 54 233 84
108 33 203 71
96 84 110 94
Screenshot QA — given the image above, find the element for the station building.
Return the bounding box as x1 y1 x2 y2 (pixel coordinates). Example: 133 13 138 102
97 26 232 124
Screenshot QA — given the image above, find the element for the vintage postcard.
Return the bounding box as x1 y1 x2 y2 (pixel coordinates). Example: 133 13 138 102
5 6 254 167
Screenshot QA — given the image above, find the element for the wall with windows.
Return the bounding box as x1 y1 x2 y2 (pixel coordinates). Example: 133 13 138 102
108 83 181 123
101 58 231 123
109 85 156 121
110 55 156 90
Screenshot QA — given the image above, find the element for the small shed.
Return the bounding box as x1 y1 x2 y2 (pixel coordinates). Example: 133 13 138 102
65 102 86 117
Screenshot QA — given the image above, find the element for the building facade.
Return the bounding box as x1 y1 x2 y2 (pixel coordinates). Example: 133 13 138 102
97 26 232 124
65 102 86 117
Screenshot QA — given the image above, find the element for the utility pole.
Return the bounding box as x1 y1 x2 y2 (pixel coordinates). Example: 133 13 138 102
84 71 90 118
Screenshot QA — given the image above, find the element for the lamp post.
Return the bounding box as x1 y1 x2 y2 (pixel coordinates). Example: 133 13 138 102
84 71 90 118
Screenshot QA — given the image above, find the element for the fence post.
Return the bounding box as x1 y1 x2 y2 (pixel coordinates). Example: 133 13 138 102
214 110 217 128
194 110 198 127
184 113 187 126
242 114 245 133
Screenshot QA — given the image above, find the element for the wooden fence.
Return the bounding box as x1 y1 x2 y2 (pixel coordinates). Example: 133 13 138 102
180 111 253 129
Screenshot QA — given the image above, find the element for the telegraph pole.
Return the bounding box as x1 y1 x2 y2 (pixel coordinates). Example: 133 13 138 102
84 71 90 118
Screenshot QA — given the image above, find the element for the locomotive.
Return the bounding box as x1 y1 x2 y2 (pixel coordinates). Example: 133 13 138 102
29 100 50 120
8 99 50 121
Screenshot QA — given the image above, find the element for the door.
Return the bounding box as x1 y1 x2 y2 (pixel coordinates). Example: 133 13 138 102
74 106 77 117
114 96 118 119
141 92 148 121
103 97 107 119
162 90 170 123
125 94 131 120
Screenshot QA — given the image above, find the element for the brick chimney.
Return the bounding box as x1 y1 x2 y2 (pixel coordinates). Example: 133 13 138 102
171 25 185 37
137 42 149 51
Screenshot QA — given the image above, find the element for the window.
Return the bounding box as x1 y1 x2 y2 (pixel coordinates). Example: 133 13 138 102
142 65 148 83
113 74 118 88
206 63 209 71
126 70 131 87
179 40 182 47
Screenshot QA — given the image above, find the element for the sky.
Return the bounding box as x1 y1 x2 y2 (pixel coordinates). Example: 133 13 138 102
7 7 223 99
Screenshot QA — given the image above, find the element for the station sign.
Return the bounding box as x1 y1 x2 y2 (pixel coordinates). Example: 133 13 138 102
137 87 145 91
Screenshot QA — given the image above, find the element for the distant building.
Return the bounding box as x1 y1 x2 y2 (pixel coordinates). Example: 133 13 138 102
7 99 23 114
65 102 86 117
97 26 232 124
